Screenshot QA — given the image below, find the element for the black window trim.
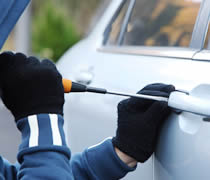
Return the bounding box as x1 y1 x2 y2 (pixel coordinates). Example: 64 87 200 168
117 0 136 45
103 0 127 45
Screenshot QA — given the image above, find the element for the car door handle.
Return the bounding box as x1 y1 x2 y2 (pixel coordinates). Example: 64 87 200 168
74 70 94 85
168 84 210 117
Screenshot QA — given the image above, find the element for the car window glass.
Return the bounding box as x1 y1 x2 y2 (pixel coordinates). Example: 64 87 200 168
107 1 130 45
122 0 201 47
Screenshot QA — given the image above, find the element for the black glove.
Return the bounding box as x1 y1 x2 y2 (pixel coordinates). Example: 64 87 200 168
112 83 175 163
0 52 64 121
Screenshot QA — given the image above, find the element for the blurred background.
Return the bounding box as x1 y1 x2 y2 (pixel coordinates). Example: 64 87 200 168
0 0 108 163
2 0 108 62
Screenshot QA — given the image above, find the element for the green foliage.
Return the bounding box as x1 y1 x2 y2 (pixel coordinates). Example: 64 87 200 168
32 0 80 62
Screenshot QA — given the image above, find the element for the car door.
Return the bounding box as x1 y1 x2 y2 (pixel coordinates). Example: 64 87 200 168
57 0 210 179
101 0 210 179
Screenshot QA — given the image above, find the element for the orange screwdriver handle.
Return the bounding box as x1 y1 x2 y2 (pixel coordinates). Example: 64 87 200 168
62 79 72 93
62 78 87 93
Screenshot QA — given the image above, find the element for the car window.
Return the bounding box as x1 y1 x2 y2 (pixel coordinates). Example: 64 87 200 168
107 0 201 47
107 0 130 45
123 0 201 47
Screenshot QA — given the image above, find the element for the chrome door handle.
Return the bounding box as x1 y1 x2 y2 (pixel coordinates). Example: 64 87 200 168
168 84 210 117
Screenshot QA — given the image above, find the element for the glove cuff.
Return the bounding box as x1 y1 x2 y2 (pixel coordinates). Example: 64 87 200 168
12 96 64 121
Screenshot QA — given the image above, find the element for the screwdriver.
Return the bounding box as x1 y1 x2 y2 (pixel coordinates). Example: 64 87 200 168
62 79 169 102
62 79 210 118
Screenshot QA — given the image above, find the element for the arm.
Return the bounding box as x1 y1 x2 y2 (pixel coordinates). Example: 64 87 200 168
16 114 73 179
0 158 18 179
69 81 175 179
0 114 73 180
70 138 136 180
69 83 174 179
0 52 137 180
0 52 73 179
112 83 175 163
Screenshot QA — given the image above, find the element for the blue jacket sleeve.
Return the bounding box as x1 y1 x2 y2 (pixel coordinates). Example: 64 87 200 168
70 138 136 179
0 158 18 180
16 114 74 179
1 114 135 179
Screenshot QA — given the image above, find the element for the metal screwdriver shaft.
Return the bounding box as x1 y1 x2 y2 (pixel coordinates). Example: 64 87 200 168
106 90 169 102
62 79 169 102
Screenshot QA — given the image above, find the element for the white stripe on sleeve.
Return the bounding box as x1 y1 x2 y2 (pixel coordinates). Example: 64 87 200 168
49 114 62 146
28 115 39 147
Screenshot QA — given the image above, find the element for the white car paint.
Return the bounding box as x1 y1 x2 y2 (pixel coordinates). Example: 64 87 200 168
57 0 210 179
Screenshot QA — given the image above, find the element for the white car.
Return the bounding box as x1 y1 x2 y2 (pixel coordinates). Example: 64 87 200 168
57 0 210 179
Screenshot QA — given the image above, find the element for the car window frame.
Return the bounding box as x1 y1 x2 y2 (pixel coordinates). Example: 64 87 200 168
190 0 210 49
192 0 210 61
103 0 127 45
117 0 135 45
100 0 208 60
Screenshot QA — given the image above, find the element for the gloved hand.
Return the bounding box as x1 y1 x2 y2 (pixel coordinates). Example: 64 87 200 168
0 52 64 121
112 83 175 163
